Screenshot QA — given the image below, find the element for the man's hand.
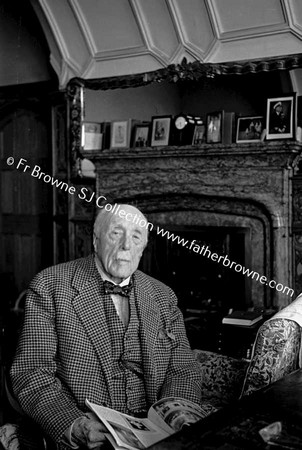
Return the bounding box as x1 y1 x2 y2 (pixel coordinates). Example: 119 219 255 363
71 412 107 449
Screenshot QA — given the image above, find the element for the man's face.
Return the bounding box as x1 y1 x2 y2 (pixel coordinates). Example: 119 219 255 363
94 206 148 283
276 104 283 113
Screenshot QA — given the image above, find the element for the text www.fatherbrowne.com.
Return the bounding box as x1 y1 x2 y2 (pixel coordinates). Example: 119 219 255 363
156 226 294 298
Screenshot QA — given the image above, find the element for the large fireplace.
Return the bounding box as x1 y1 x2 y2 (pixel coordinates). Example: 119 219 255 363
86 141 302 312
141 202 268 313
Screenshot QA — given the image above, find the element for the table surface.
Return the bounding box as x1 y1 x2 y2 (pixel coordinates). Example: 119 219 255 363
149 369 302 449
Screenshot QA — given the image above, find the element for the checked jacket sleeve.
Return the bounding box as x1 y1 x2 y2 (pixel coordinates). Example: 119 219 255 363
10 276 84 445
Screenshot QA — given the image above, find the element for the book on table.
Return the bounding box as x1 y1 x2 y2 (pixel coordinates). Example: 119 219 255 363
222 310 263 326
85 396 205 450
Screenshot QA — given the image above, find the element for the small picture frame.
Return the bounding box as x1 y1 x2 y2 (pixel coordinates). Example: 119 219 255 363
132 123 150 148
110 120 131 149
151 116 171 146
266 95 296 140
192 124 206 145
206 111 223 144
81 122 103 151
236 116 264 143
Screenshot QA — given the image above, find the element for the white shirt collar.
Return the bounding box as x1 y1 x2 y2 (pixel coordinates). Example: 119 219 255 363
94 255 131 287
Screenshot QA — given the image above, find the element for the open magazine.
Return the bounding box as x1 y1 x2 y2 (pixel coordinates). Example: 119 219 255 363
86 397 206 450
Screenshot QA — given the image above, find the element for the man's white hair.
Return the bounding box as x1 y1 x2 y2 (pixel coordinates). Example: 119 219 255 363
93 204 149 246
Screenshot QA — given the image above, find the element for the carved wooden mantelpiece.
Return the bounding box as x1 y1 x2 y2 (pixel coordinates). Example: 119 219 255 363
85 141 302 308
293 175 302 296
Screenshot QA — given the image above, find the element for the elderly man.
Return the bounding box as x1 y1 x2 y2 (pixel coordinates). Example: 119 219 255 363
10 204 205 449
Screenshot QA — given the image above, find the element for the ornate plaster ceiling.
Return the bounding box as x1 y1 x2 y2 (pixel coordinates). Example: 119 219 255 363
31 0 302 88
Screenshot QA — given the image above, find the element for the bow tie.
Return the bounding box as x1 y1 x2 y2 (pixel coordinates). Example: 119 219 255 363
103 280 133 297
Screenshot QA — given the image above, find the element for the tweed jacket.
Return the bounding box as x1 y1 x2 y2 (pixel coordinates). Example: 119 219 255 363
10 255 203 445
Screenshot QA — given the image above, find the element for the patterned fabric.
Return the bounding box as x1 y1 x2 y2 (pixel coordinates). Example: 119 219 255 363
193 349 249 407
268 293 302 367
103 288 147 414
10 255 203 447
240 318 301 397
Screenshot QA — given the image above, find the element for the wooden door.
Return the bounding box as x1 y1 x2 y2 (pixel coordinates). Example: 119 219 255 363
0 103 53 305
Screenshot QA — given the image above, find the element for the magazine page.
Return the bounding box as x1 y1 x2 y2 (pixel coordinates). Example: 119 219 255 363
86 400 171 450
148 397 206 433
106 433 130 450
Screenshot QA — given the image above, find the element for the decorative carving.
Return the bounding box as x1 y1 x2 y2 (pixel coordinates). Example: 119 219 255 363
52 102 67 177
293 176 302 226
51 94 69 264
69 54 302 91
294 233 302 295
68 182 95 261
67 81 84 178
88 144 301 225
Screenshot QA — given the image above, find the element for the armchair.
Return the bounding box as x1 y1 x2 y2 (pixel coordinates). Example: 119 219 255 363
193 315 301 410
193 349 249 408
241 293 302 397
240 317 301 397
0 291 50 450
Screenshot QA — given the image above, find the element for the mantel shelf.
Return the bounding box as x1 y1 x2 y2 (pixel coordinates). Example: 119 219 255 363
82 141 302 162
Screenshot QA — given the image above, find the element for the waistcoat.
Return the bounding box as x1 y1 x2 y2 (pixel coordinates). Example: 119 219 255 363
103 290 147 415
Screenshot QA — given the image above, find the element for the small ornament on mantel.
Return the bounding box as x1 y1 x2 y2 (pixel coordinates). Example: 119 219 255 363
79 158 96 179
172 114 203 146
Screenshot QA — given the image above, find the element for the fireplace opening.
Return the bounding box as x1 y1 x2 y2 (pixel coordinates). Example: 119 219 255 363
139 225 253 351
140 225 250 314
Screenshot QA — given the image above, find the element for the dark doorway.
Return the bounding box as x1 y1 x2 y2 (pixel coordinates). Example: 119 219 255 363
0 95 53 301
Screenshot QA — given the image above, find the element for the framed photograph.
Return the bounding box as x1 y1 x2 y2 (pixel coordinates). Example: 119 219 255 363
81 122 103 151
151 116 171 146
132 123 150 147
192 124 206 145
110 120 131 149
206 111 223 143
266 95 296 140
236 116 264 143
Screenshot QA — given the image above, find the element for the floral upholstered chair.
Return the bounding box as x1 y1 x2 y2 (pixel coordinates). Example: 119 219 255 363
240 317 301 397
193 349 249 408
241 293 302 397
193 295 302 409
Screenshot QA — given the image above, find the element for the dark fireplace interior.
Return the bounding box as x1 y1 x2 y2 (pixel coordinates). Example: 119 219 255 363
139 226 247 314
138 223 253 353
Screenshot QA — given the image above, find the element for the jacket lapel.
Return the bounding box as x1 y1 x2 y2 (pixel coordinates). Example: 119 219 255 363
133 272 160 401
71 256 113 388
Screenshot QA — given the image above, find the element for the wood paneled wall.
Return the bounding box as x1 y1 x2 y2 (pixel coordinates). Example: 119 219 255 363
0 99 53 300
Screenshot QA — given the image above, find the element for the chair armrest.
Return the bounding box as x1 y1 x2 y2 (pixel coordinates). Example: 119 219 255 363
0 421 48 450
240 318 301 397
0 424 19 450
193 349 249 407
